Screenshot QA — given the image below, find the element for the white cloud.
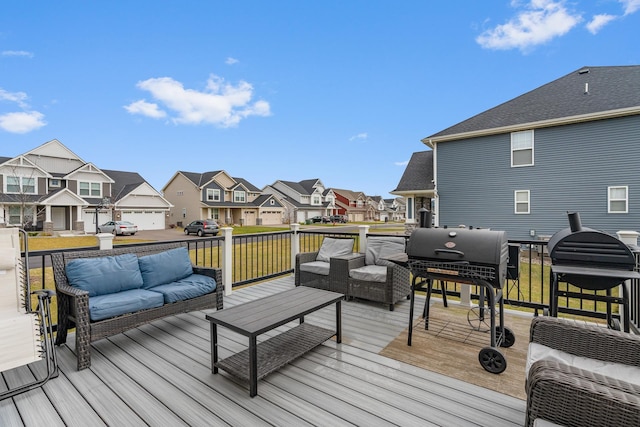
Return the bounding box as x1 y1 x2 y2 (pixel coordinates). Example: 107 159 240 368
394 160 409 166
125 74 271 127
225 57 239 65
620 0 640 15
0 111 46 133
476 0 582 51
586 14 617 34
123 100 167 118
0 88 46 133
349 132 368 141
1 50 34 58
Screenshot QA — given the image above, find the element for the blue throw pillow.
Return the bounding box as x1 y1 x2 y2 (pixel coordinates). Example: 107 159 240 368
138 247 194 289
65 253 144 297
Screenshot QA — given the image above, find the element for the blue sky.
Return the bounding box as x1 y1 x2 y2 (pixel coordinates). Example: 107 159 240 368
1 1 639 198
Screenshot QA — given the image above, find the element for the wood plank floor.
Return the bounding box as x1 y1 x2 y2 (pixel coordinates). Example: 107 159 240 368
1 276 526 426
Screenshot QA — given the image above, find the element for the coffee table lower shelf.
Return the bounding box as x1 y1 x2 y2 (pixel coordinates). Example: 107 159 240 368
215 323 336 383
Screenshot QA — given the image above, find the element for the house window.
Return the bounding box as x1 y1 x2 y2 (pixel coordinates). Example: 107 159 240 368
511 130 534 167
79 181 101 197
608 186 628 213
49 179 61 188
207 189 221 201
312 195 321 205
176 191 184 196
5 176 36 194
8 206 21 224
407 197 414 220
234 190 246 203
514 190 530 214
210 208 220 220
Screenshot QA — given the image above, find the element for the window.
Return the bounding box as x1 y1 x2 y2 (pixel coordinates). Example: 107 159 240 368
234 190 246 203
8 206 21 224
407 197 414 220
206 189 220 201
514 190 530 214
49 179 61 188
608 186 628 213
511 130 534 167
312 195 321 205
79 181 101 197
176 191 184 196
5 176 36 194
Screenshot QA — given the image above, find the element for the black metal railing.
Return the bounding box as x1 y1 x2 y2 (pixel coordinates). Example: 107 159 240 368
21 230 640 332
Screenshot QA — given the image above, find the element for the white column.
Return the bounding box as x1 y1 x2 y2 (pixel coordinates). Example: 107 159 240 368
358 225 370 253
45 205 51 222
97 233 114 250
221 227 233 296
290 223 300 270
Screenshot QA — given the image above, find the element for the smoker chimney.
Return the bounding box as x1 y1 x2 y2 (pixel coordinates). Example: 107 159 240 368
567 211 582 232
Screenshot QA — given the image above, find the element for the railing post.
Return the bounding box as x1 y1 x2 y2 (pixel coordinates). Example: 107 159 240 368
96 233 114 250
221 227 233 296
290 224 300 270
358 225 369 253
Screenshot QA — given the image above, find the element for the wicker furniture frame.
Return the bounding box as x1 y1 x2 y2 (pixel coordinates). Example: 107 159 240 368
52 242 223 371
294 247 360 295
334 254 411 311
526 316 640 426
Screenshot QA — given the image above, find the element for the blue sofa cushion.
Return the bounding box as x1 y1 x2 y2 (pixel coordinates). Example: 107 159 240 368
88 289 164 321
65 253 144 297
148 274 217 303
138 247 194 289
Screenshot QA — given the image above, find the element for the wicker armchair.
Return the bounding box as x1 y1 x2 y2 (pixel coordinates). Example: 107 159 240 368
525 316 640 427
294 237 356 295
336 236 410 311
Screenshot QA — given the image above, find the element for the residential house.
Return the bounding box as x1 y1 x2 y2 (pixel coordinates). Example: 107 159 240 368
163 170 285 226
262 178 335 223
421 65 640 239
391 150 435 231
331 189 367 222
385 197 406 222
0 139 171 233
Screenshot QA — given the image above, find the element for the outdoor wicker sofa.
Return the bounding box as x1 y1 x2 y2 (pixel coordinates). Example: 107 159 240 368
525 316 640 426
335 236 410 311
52 241 223 370
294 237 357 295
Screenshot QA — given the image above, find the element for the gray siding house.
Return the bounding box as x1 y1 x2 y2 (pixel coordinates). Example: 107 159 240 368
423 65 640 240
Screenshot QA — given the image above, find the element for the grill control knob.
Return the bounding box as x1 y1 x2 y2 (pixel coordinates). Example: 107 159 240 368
449 231 457 237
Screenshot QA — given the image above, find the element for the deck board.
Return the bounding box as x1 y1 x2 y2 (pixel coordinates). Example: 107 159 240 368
1 275 526 426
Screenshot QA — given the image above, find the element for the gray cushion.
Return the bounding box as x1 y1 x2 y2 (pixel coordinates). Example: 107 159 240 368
66 253 144 297
148 274 217 303
299 260 331 276
350 265 388 282
316 238 354 262
365 237 406 266
88 289 164 321
138 247 194 289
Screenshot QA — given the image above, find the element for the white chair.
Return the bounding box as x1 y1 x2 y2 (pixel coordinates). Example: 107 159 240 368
0 228 57 400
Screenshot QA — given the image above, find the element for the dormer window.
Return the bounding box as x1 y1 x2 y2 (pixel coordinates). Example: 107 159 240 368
49 178 61 188
79 181 101 197
234 190 246 203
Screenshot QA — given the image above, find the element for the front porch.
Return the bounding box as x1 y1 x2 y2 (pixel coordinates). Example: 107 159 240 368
1 276 526 426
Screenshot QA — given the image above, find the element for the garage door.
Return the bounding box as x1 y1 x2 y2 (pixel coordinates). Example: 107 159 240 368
260 211 281 225
83 209 112 233
121 210 165 230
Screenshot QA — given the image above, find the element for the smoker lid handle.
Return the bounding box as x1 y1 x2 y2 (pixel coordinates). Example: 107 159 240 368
434 248 465 257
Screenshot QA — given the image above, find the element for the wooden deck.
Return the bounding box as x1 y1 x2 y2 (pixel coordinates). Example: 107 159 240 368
1 276 526 426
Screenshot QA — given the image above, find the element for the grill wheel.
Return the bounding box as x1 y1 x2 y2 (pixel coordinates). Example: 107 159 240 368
478 347 507 374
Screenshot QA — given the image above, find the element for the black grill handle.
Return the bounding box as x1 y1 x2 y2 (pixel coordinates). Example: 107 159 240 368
434 248 465 257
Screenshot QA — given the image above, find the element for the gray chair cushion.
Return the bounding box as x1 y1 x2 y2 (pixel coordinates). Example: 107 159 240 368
365 236 406 266
316 238 354 262
299 261 331 276
349 265 387 282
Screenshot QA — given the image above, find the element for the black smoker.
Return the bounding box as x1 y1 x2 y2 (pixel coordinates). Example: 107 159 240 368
404 227 514 374
548 212 640 332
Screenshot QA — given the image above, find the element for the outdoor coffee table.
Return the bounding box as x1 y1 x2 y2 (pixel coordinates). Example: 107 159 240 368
206 286 343 397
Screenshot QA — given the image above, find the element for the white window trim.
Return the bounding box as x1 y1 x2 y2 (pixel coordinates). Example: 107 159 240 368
608 186 628 213
234 190 246 203
514 190 530 214
206 188 221 201
79 181 102 197
511 130 534 167
5 176 37 194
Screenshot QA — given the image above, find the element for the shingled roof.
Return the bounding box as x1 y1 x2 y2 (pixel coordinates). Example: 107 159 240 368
424 65 640 142
392 151 434 193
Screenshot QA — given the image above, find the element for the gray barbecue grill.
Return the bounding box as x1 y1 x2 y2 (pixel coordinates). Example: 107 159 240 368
405 227 515 374
548 212 640 332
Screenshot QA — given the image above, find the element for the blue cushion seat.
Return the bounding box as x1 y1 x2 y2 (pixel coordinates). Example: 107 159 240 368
66 253 144 296
148 274 217 303
89 289 164 321
138 247 194 289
